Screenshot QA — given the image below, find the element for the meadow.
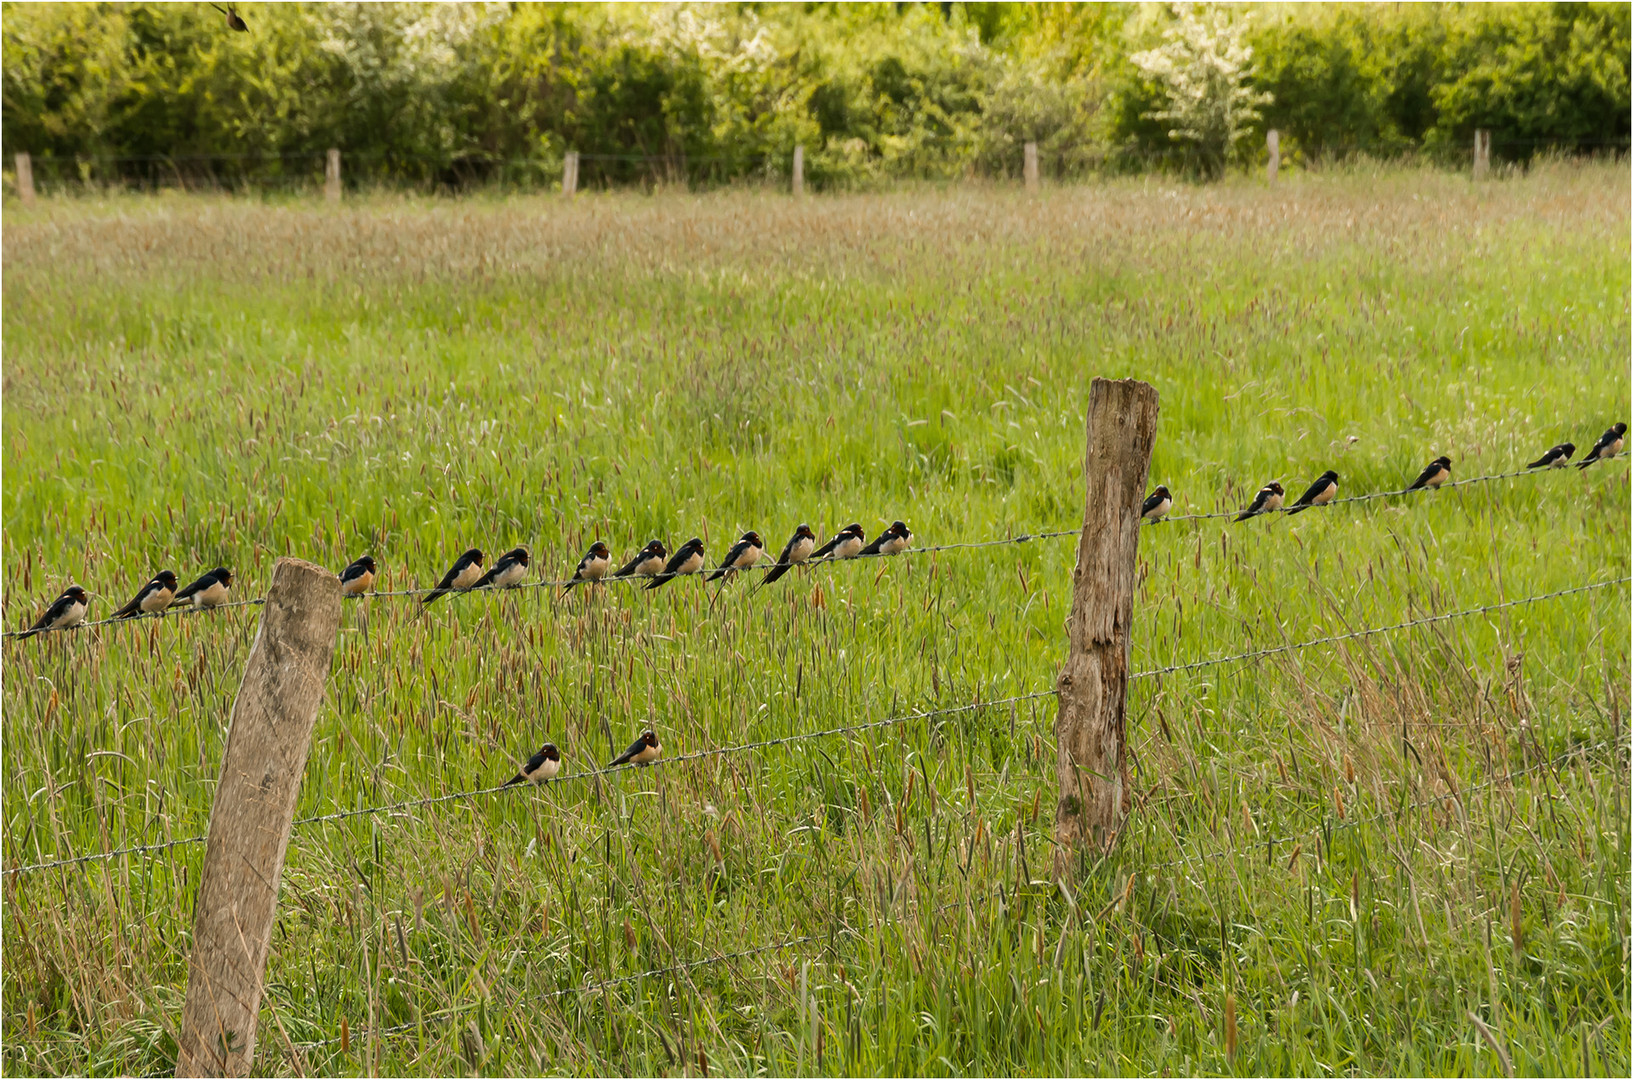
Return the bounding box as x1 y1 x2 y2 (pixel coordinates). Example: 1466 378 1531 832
2 162 1628 1076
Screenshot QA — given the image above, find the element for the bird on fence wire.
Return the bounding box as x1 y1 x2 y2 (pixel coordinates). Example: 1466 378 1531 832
810 522 865 561
860 520 914 557
761 524 817 585
505 744 562 786
646 538 705 590
1287 470 1339 515
706 530 765 582
421 549 484 605
21 586 89 638
563 542 612 592
1527 442 1576 469
1578 423 1626 468
474 546 530 590
172 567 233 609
1235 482 1285 522
1407 456 1453 491
1141 486 1173 523
612 540 667 580
609 729 662 767
210 4 248 32
339 556 376 597
110 570 178 618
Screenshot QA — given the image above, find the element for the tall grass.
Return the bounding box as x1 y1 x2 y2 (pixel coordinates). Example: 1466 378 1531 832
3 161 1628 1076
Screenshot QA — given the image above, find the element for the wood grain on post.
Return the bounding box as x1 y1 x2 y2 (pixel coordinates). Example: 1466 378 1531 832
176 558 341 1077
562 150 579 197
792 144 804 196
1053 378 1158 875
15 152 35 203
1266 129 1280 184
325 148 341 202
1023 141 1039 192
1473 129 1490 179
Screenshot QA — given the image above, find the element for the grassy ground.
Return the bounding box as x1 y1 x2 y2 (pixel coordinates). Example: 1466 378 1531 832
2 162 1628 1077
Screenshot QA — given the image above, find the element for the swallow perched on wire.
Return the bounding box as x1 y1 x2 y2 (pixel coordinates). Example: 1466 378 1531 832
1526 443 1575 469
421 548 483 605
21 586 89 638
564 542 612 592
810 523 865 561
705 531 764 582
210 3 248 32
1286 470 1338 515
608 729 661 767
612 540 667 579
1235 482 1285 522
761 524 817 585
504 743 562 786
1407 456 1452 491
860 521 913 557
339 556 377 597
1577 423 1626 468
172 567 233 608
474 547 530 590
645 538 705 590
1141 486 1172 522
110 570 178 618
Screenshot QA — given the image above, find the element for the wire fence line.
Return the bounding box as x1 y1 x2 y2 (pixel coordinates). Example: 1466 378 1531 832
7 574 1625 879
7 457 1626 642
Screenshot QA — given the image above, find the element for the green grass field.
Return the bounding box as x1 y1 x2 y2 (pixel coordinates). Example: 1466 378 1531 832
3 162 1629 1077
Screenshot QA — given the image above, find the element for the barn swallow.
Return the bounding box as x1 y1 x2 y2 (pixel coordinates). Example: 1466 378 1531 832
1407 456 1452 490
210 3 247 32
564 542 612 592
608 729 661 767
761 524 817 585
172 567 233 608
1286 470 1339 515
21 586 89 638
1526 443 1575 469
1577 423 1627 468
645 538 705 589
860 521 913 557
504 743 562 786
1234 482 1285 522
110 570 178 618
339 556 377 597
705 531 764 581
474 547 530 590
1141 486 1172 522
810 523 865 561
612 540 667 579
421 548 484 605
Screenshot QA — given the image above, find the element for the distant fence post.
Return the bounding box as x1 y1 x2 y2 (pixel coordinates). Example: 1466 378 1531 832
1473 130 1491 179
1266 129 1280 184
325 149 341 202
1054 378 1158 875
15 152 35 203
175 558 341 1077
792 144 804 196
562 151 579 197
1023 141 1039 192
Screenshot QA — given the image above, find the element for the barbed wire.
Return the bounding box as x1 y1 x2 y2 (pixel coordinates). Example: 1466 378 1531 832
8 572 1625 878
7 455 1626 642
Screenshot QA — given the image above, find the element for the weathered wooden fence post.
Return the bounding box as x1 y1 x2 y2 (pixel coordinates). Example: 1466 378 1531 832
15 152 35 203
1473 130 1491 179
1023 141 1039 192
175 558 341 1077
1054 378 1159 875
792 144 804 196
325 148 341 202
562 150 579 197
1266 129 1280 184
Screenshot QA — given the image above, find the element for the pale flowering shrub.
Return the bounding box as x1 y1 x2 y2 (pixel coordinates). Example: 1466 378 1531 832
1129 4 1271 177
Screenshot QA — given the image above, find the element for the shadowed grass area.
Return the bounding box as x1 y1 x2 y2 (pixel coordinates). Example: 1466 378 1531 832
2 161 1628 1076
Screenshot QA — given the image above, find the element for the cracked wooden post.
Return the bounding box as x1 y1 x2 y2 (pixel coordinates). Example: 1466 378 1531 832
1266 129 1280 184
792 144 804 196
15 152 35 203
176 558 341 1077
1054 378 1158 875
325 149 341 203
1023 141 1039 192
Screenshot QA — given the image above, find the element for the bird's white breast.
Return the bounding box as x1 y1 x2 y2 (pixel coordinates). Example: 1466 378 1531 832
140 587 174 612
194 581 229 608
452 563 483 589
834 536 863 559
491 562 527 589
788 536 815 563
